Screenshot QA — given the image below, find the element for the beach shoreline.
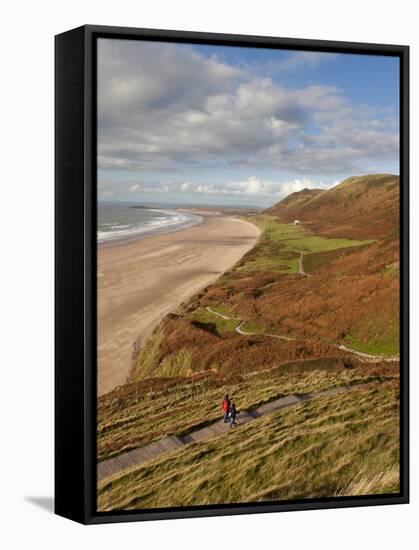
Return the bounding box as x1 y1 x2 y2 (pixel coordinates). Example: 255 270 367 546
98 206 203 247
97 212 261 396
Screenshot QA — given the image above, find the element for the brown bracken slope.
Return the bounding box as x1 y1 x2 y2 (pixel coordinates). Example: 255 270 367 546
267 173 399 239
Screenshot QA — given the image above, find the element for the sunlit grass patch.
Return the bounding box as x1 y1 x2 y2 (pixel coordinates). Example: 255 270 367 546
285 234 373 254
383 262 400 280
240 320 266 334
238 215 373 274
238 255 298 273
343 335 399 356
337 466 400 496
186 307 239 335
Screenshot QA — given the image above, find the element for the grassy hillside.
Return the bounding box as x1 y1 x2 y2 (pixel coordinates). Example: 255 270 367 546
98 378 399 510
98 359 398 462
97 174 400 511
267 174 399 240
236 215 373 273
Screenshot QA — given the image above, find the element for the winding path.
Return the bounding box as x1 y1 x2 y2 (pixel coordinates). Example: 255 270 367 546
205 307 399 362
208 308 294 342
298 251 310 277
98 383 363 481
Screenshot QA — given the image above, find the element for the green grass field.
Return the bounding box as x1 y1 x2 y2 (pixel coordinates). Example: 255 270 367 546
98 380 399 511
185 307 239 335
238 216 373 273
343 336 400 356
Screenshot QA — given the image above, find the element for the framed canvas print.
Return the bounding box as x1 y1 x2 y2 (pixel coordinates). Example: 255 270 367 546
55 25 409 524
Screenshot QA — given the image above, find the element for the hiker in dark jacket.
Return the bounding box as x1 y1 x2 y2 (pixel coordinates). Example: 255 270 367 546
229 403 238 428
222 394 231 423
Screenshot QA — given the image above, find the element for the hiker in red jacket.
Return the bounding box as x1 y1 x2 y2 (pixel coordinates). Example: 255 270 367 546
222 394 231 423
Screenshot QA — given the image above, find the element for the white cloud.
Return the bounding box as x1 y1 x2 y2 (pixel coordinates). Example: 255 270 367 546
128 183 170 193
97 40 399 191
178 177 332 198
100 176 334 201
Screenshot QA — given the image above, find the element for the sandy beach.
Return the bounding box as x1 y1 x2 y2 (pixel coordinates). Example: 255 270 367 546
97 213 260 396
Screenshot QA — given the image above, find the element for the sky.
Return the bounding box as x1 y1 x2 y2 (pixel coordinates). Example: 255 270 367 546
97 38 399 207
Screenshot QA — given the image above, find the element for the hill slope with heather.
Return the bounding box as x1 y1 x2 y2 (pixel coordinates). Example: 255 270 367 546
97 174 400 511
267 174 399 240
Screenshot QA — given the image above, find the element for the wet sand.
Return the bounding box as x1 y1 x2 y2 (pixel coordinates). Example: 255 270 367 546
97 213 260 396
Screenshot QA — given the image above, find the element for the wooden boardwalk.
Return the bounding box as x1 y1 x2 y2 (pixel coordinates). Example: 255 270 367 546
98 384 352 482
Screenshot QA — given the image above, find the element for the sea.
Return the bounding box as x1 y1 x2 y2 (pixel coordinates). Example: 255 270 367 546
97 202 203 245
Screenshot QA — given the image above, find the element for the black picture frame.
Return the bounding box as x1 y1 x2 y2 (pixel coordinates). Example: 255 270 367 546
55 24 409 525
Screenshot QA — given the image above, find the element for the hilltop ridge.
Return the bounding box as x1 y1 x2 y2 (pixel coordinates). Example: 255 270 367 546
267 174 399 239
279 188 325 208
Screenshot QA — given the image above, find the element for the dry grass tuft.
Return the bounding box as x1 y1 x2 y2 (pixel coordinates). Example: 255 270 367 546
338 466 399 496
